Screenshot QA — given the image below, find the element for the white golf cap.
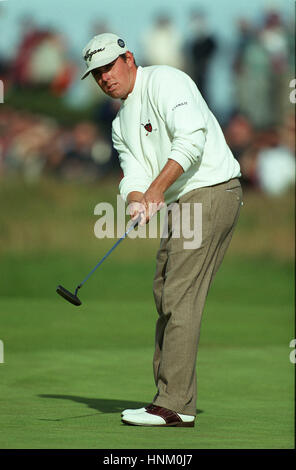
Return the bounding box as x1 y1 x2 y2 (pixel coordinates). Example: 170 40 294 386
81 33 128 80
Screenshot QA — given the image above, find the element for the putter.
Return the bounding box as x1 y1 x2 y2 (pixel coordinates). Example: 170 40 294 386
56 216 142 306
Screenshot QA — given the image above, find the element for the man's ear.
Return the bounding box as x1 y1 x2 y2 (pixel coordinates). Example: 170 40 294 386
126 51 135 67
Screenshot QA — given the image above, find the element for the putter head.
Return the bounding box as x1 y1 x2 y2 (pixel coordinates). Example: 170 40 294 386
56 285 82 306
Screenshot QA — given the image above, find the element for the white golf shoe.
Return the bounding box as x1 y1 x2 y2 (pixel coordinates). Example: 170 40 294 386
121 404 152 417
121 404 195 427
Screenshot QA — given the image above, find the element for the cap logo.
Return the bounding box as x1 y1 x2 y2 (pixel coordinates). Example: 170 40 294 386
84 48 105 62
118 39 125 48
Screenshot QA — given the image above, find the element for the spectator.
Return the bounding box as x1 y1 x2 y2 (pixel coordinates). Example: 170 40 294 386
224 112 254 161
259 10 291 126
4 112 58 182
256 112 295 195
185 10 217 102
238 112 295 193
232 18 254 108
12 19 75 95
93 97 122 173
233 19 254 75
256 144 295 195
53 121 112 181
233 9 291 128
0 107 116 182
233 29 271 128
12 18 50 87
141 14 184 69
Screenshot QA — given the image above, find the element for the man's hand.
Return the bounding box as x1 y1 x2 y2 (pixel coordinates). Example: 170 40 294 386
126 159 184 226
128 200 146 225
140 186 165 225
127 191 163 226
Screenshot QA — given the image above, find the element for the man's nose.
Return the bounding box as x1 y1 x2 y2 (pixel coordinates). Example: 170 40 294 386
101 71 111 83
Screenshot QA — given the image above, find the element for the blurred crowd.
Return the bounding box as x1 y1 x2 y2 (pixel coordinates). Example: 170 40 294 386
0 8 295 195
0 106 121 183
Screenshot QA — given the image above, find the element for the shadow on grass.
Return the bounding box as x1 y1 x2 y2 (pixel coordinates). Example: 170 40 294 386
38 394 203 421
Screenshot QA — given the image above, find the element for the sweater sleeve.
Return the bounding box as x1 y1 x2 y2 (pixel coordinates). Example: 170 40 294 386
112 122 152 201
152 67 208 172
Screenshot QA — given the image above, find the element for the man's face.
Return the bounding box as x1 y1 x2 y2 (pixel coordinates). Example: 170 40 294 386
91 52 137 100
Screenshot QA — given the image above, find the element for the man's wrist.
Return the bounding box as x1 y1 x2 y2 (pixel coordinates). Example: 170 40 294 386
148 159 184 195
127 191 144 203
148 179 166 194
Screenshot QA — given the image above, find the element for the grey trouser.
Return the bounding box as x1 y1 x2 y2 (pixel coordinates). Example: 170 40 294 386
152 178 242 416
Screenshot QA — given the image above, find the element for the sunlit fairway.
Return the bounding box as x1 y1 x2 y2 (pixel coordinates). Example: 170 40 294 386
0 178 294 449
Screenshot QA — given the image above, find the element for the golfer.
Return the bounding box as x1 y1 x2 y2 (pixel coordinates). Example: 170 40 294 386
82 33 242 427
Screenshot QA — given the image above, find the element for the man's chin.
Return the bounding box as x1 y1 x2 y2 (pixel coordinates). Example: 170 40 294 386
106 89 123 99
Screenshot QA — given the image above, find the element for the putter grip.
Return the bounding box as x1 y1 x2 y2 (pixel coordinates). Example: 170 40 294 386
132 214 142 229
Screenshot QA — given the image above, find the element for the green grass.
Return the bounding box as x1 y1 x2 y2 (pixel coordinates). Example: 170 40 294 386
0 254 294 449
0 178 294 448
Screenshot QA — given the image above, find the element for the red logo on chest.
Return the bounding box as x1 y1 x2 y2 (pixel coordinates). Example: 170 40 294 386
141 119 158 136
141 119 156 136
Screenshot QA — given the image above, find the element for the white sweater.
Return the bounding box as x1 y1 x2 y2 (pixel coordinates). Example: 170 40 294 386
112 65 241 204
